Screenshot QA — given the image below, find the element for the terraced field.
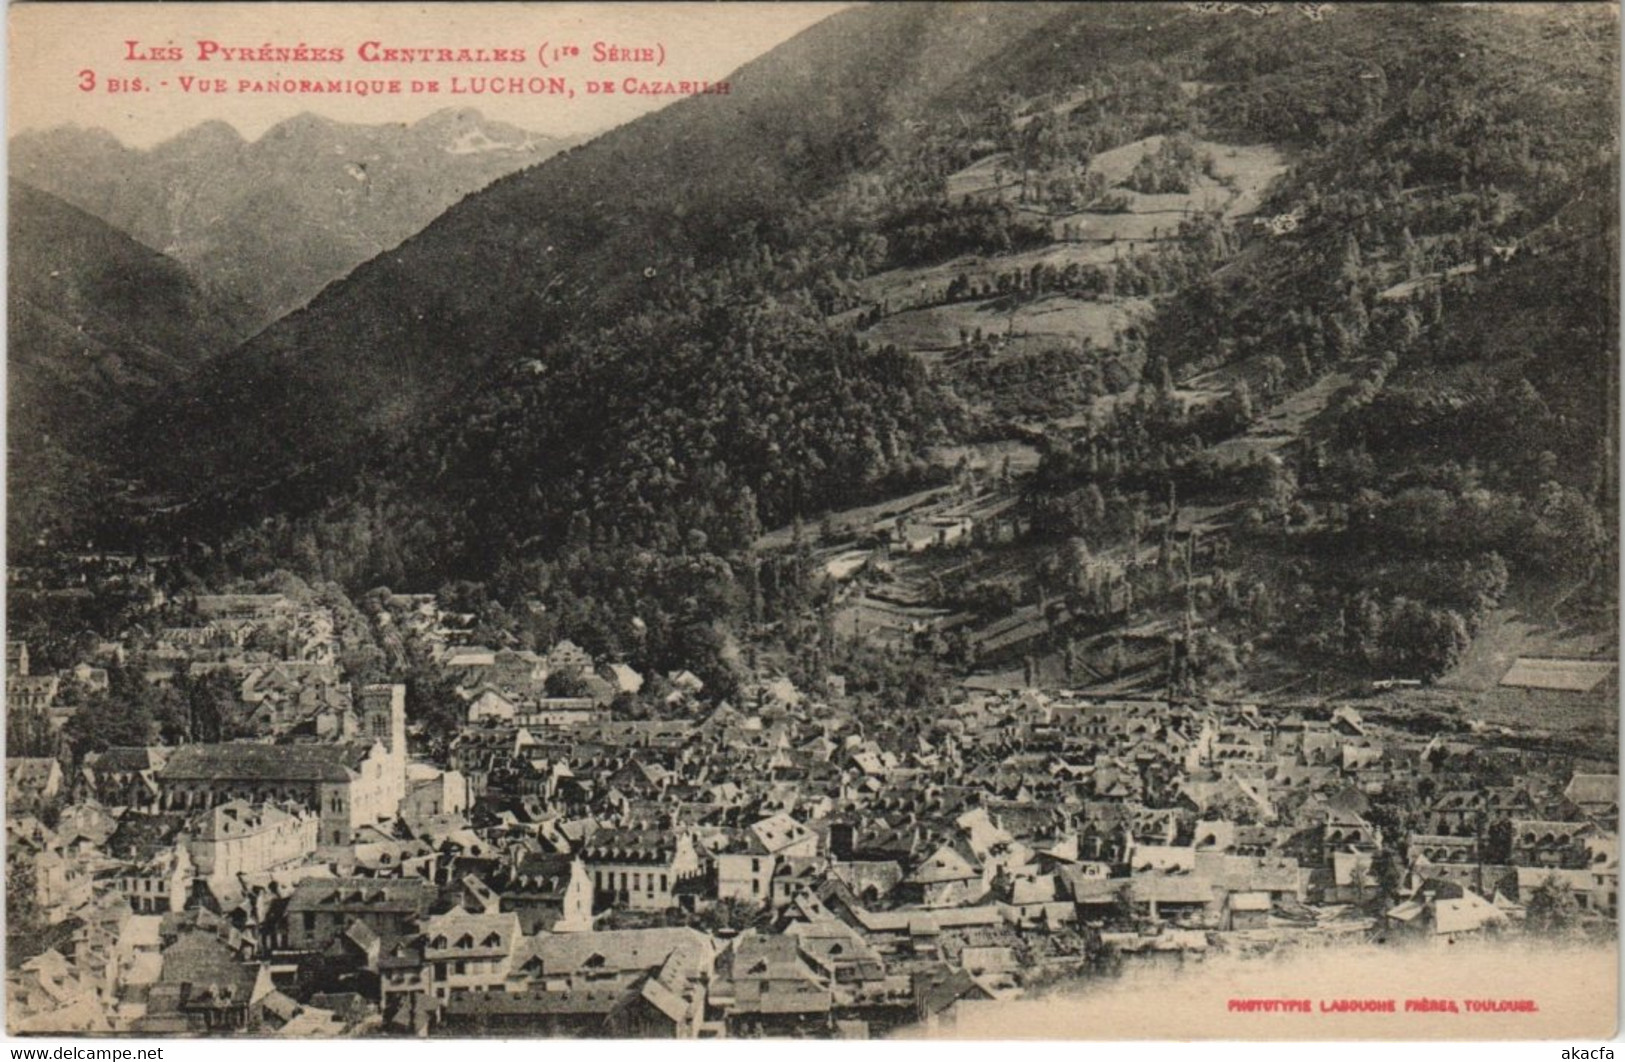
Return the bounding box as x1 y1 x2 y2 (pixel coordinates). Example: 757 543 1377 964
862 294 1146 357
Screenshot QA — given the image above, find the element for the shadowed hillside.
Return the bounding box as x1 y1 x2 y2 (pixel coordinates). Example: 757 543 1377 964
7 180 254 552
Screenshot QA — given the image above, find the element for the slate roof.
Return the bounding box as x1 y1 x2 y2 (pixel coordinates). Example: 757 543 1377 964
442 984 622 1017
87 747 168 774
581 829 680 865
751 813 814 854
152 931 263 1003
286 877 436 915
517 927 714 978
189 800 310 842
7 758 60 794
423 909 521 956
161 743 371 784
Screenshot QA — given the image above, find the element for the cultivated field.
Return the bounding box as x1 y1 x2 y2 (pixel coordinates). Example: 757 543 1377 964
863 294 1146 355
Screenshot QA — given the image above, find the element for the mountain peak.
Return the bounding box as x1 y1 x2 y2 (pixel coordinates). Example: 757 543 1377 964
257 112 342 143
413 106 490 131
10 122 129 154
157 118 246 152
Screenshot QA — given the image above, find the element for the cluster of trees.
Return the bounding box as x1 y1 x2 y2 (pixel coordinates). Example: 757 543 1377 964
1046 10 1619 690
1026 364 1269 515
994 62 1197 189
57 666 255 763
1338 592 1473 681
950 341 1137 424
1524 876 1583 935
945 578 1024 623
7 848 53 968
1028 478 1153 547
935 215 1238 314
1336 483 1605 585
1147 4 1614 394
1123 133 1214 195
880 199 1050 268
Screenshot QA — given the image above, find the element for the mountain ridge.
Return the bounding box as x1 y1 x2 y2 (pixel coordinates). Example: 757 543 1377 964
10 107 579 332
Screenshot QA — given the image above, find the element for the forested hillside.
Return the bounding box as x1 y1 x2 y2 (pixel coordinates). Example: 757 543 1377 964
84 2 1616 699
7 181 255 554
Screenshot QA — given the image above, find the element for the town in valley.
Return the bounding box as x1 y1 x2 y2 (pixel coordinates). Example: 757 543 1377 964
6 0 1619 1041
4 553 1616 1036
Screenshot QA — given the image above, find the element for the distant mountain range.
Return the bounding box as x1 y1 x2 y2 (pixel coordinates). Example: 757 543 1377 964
10 108 576 332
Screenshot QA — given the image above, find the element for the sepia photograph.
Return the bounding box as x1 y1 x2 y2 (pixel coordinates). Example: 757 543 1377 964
3 0 1619 1042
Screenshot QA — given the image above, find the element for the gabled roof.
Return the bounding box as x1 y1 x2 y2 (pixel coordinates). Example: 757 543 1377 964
7 758 61 793
189 800 310 842
639 975 688 1022
905 841 981 885
508 853 575 894
582 828 681 864
1566 773 1618 807
1129 871 1218 905
913 965 993 1017
343 919 381 953
154 931 264 1002
1228 891 1272 912
1431 890 1507 935
518 927 714 978
423 909 520 955
751 813 813 854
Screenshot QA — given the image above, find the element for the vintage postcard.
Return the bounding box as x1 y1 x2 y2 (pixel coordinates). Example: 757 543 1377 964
4 1 1618 1041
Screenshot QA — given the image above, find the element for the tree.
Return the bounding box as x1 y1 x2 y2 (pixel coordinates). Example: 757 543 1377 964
7 849 48 962
1527 482 1605 579
1345 591 1385 666
1379 598 1469 680
1259 355 1287 399
1186 630 1241 689
1524 875 1581 935
402 660 467 756
1109 882 1138 928
545 669 594 698
1371 848 1405 906
63 667 162 762
693 896 770 934
1225 381 1256 429
176 669 251 743
7 703 55 758
1081 483 1108 527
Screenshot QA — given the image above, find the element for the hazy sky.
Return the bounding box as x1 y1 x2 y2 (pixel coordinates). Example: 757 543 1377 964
8 3 849 148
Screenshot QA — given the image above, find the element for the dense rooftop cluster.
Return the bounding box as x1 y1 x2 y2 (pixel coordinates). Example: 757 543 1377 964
5 557 1616 1038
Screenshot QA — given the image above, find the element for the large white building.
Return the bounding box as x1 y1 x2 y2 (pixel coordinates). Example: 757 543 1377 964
185 801 319 884
157 684 410 847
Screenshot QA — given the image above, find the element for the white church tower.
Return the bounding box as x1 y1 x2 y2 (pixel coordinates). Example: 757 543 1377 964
360 682 409 814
